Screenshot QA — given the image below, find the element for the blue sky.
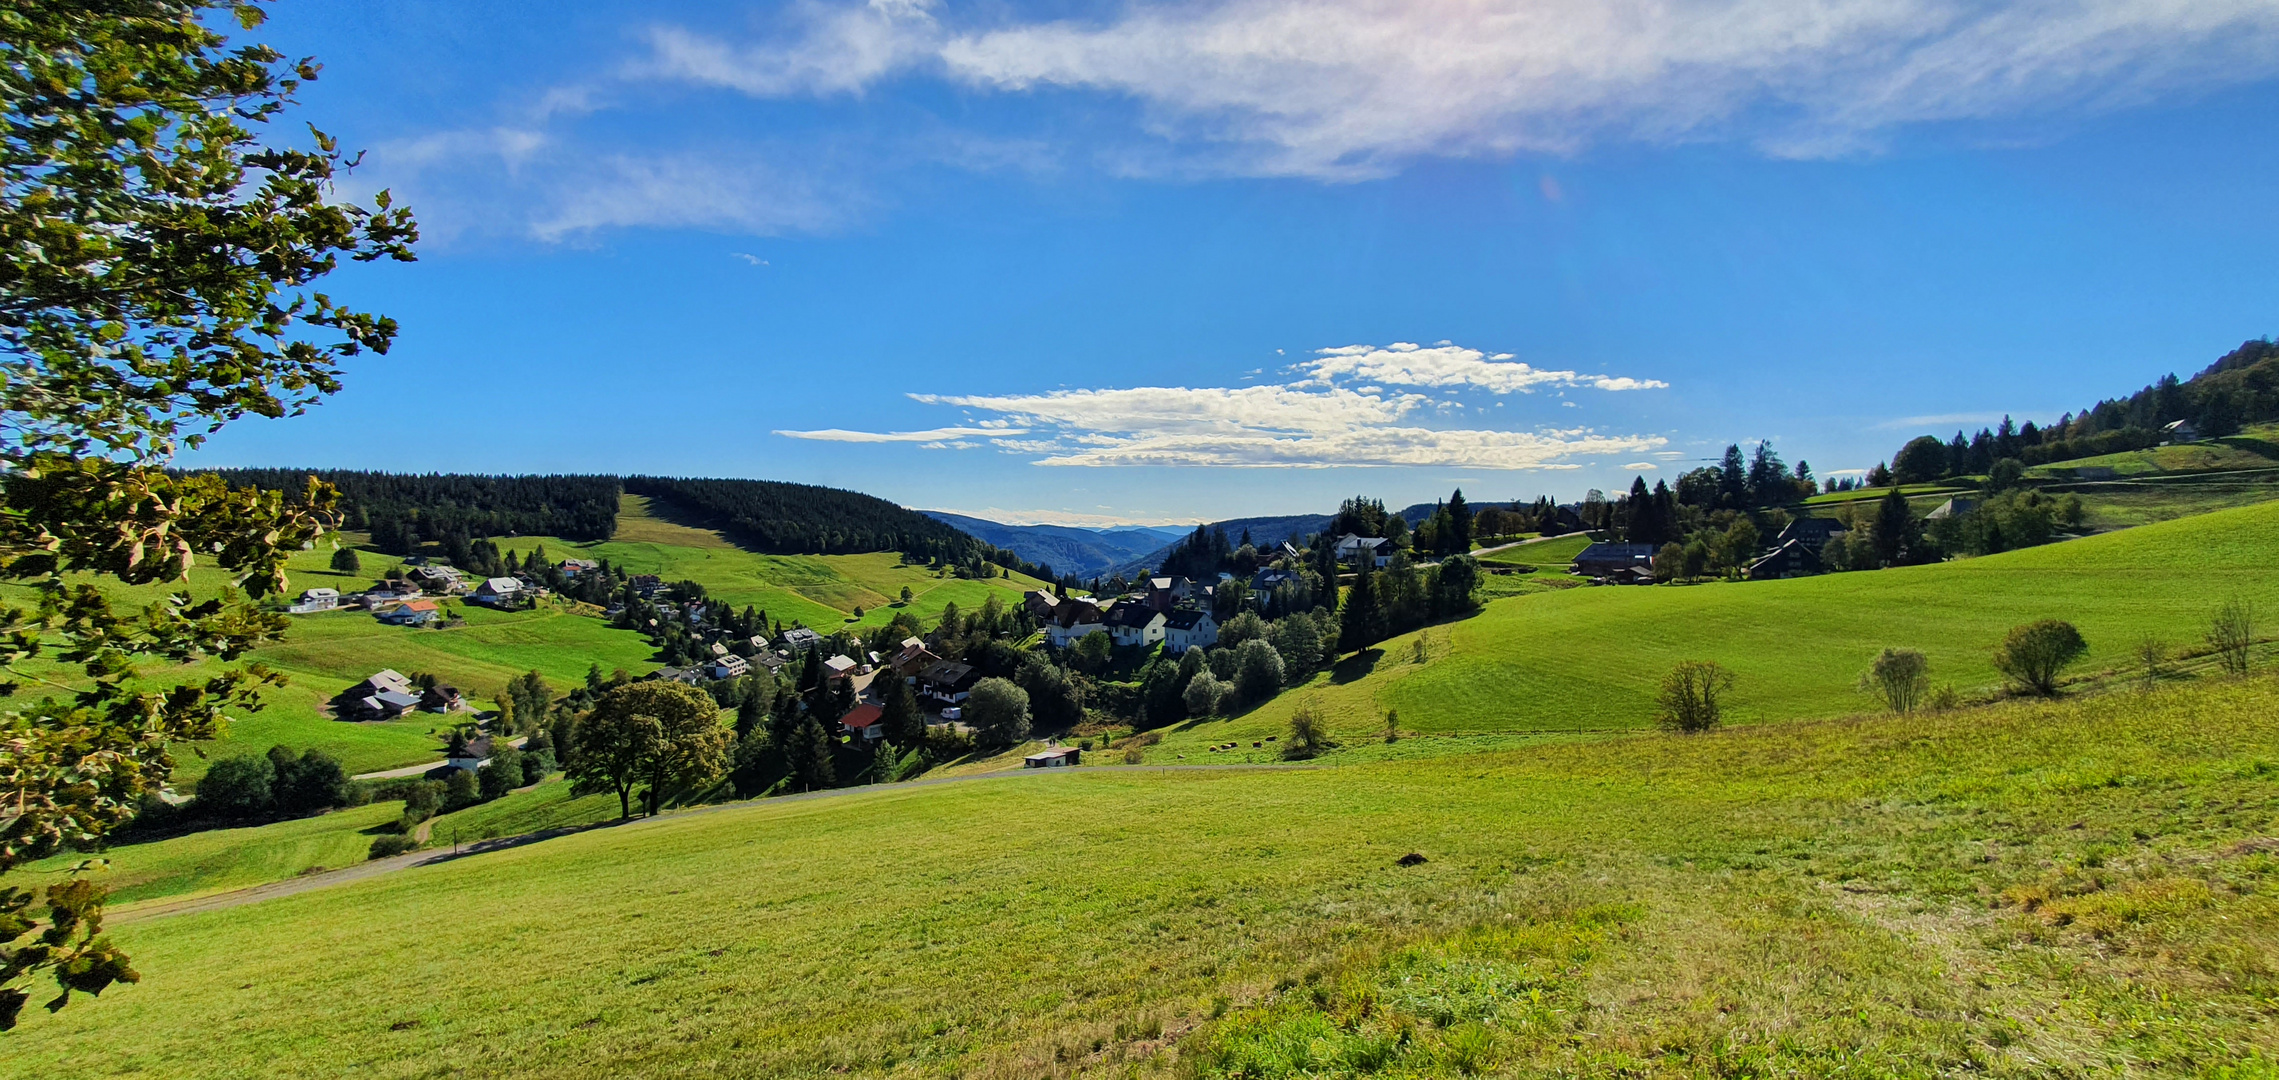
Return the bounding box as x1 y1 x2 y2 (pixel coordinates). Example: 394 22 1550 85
182 0 2279 524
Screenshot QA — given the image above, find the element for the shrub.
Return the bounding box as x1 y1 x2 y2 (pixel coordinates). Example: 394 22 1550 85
398 779 444 831
194 755 275 819
1655 660 1735 733
2135 636 2169 692
368 834 419 859
1283 702 1330 760
2207 599 2254 677
1383 709 1400 743
1859 648 1930 713
330 546 361 573
1926 684 1962 711
1992 619 2088 695
341 780 374 807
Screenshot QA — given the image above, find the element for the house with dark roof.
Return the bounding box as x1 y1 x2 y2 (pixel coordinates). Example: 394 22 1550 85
1043 597 1107 648
1105 602 1168 647
1746 539 1823 581
1022 589 1060 620
779 627 824 654
1164 608 1218 654
1570 542 1656 579
1250 568 1297 594
1333 534 1391 568
1144 575 1191 612
917 660 980 704
1024 746 1081 768
891 636 939 678
2163 418 2201 443
1773 517 1848 552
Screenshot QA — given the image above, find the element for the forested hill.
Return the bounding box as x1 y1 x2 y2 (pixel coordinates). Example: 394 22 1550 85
1879 338 2279 480
625 476 1018 568
201 470 622 553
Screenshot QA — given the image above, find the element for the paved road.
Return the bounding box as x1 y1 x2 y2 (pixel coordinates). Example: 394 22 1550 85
113 763 1313 924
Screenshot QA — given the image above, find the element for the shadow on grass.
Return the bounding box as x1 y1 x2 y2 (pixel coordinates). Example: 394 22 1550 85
1331 649 1383 685
2218 435 2279 460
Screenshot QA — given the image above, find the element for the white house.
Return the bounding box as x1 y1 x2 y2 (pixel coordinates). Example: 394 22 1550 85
289 587 340 614
475 577 522 605
1043 597 1107 648
1104 603 1167 647
1024 746 1081 768
709 654 751 679
1333 534 1392 568
1164 608 1219 654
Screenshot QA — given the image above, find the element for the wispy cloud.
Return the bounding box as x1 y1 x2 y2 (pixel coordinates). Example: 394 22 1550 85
775 425 1029 443
785 339 1667 468
1299 342 1665 393
1624 462 1659 470
1872 411 2040 431
644 0 2279 177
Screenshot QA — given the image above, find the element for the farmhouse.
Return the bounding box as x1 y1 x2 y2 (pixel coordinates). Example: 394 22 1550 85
1022 589 1060 620
823 654 860 684
406 565 465 593
1571 542 1656 578
2163 418 2201 443
419 685 466 713
1104 603 1168 647
558 558 600 574
1927 497 1980 520
1746 539 1824 581
1773 517 1848 552
891 636 939 678
1333 534 1392 568
1164 608 1219 654
1024 746 1081 768
443 736 493 773
376 600 441 626
475 577 523 606
1143 576 1191 611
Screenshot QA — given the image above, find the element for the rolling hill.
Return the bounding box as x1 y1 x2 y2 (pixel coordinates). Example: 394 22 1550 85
920 511 1179 579
7 673 2276 1076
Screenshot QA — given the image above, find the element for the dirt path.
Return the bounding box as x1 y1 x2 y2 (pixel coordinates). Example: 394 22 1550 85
1469 533 1580 559
112 764 1311 924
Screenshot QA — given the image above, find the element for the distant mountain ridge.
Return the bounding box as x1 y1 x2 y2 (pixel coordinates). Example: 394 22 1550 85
921 512 1187 579
1111 512 1337 580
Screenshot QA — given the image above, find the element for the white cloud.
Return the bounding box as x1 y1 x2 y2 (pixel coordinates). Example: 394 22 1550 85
774 425 1030 442
732 252 770 265
646 0 2279 176
1623 462 1659 470
1652 451 1687 459
790 339 1669 467
1300 342 1664 394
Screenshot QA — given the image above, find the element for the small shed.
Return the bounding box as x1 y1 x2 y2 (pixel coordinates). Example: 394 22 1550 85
1024 746 1081 769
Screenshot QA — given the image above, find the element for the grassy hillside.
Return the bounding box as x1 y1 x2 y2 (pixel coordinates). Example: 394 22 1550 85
1140 499 2279 761
495 495 1053 631
5 675 2276 1077
2027 421 2279 479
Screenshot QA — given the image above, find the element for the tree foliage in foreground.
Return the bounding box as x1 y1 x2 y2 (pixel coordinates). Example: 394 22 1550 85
0 0 414 1029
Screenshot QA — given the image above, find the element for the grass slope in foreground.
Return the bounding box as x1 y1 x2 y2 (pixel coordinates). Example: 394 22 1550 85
1143 497 2279 761
5 675 2278 1077
497 494 1055 631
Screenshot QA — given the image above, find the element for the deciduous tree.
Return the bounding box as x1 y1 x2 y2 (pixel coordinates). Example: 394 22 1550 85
1991 620 2087 696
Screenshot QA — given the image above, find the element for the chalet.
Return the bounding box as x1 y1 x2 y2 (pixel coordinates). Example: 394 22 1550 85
406 565 465 593
2163 418 2202 443
419 685 466 713
1022 589 1061 621
1105 603 1168 647
1746 539 1823 581
891 636 939 678
1143 576 1191 612
823 654 860 684
443 736 493 773
917 660 981 704
1164 608 1219 654
1570 543 1655 579
289 587 341 614
362 587 420 610
1926 497 1980 520
376 600 441 626
1333 534 1392 569
709 654 751 680
475 577 523 606
335 671 421 721
779 627 824 654
1024 746 1081 769
1773 518 1848 553
839 703 886 740
1043 597 1107 648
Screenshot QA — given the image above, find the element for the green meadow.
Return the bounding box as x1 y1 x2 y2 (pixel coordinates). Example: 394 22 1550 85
494 495 1055 632
1141 497 2279 761
5 673 2277 1078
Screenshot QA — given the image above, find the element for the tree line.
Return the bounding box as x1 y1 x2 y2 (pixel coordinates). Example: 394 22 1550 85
199 469 623 555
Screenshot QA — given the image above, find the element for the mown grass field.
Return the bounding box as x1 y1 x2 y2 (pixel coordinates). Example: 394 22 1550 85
2026 421 2279 479
5 674 2276 1078
6 802 403 910
1144 498 2279 762
494 495 1055 632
